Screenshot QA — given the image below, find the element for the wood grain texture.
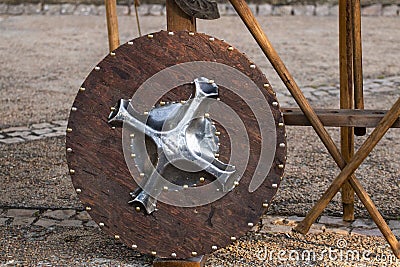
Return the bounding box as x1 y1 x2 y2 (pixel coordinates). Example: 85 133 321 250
105 0 120 52
66 31 286 258
167 0 196 32
174 0 220 20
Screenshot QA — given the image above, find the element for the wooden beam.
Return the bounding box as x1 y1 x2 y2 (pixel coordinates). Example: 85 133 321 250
105 0 120 52
166 0 196 32
282 108 400 128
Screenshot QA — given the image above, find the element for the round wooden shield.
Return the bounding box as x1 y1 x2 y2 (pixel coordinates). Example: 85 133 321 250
66 31 286 258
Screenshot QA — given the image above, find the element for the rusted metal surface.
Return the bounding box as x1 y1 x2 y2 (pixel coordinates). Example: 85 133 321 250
66 31 286 258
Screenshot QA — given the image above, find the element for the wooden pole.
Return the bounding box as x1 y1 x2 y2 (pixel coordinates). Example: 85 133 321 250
105 0 120 52
295 98 400 258
339 0 355 222
228 0 400 257
352 0 366 136
166 0 196 32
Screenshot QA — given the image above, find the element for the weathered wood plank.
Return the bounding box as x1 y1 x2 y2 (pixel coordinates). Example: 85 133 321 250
282 108 400 128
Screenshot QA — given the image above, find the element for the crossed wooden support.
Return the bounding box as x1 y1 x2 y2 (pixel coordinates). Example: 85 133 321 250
229 0 400 258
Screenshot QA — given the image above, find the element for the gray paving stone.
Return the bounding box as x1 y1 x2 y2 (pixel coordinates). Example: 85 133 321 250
75 211 91 221
319 215 351 227
23 135 42 141
34 218 59 228
59 219 83 227
325 227 350 235
225 5 237 16
84 220 99 228
315 4 330 16
382 4 398 16
133 4 149 16
60 4 76 15
258 4 272 16
352 218 376 229
43 132 64 138
97 4 106 15
388 220 400 229
52 126 66 132
6 209 39 217
11 217 36 226
248 4 257 15
260 224 292 234
7 4 24 15
0 137 25 144
148 4 163 16
74 4 93 15
273 5 293 16
351 228 383 237
51 120 68 127
293 5 315 16
43 4 60 15
217 3 227 16
0 134 4 139
43 209 76 220
1 126 30 133
330 5 339 16
362 4 382 16
31 122 54 129
0 218 11 226
7 131 31 137
24 3 42 15
32 128 53 135
0 3 8 14
116 5 128 16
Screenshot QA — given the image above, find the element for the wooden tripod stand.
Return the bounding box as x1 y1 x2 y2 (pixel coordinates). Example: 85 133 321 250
103 0 400 264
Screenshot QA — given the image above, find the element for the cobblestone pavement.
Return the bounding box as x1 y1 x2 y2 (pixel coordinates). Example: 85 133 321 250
1 207 399 238
1 75 399 144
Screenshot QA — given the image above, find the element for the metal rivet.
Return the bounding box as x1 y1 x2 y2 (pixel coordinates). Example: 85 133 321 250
272 183 278 188
160 101 166 106
263 83 270 88
272 102 278 107
79 87 86 91
279 143 286 148
132 244 137 249
114 235 120 239
66 128 72 133
69 169 75 174
111 126 116 130
208 79 215 84
209 37 215 41
280 176 284 180
168 32 174 36
148 34 154 38
262 203 269 208
135 206 141 212
128 41 134 45
278 164 284 169
230 237 237 241
215 153 220 158
250 64 256 69
278 122 284 127
180 100 186 104
183 185 189 189
143 111 149 115
234 181 239 186
110 107 116 111
215 131 220 136
85 206 92 211
139 173 145 177
67 148 73 153
163 186 168 190
130 133 135 138
75 188 81 193
227 46 234 51
130 153 136 158
171 253 177 257
94 66 100 71
248 222 254 227
188 32 195 36
71 107 77 112
212 245 218 250
191 252 198 256
110 52 116 56
204 113 210 118
151 251 157 256
199 177 205 183
99 222 104 227
217 97 221 101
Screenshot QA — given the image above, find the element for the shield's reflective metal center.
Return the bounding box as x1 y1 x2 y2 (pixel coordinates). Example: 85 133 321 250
108 77 236 214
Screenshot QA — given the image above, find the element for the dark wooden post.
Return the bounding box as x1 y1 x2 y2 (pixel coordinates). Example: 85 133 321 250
339 0 355 222
105 0 120 52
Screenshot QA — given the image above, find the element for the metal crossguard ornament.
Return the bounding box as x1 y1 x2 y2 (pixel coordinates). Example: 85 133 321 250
66 31 287 258
108 77 236 214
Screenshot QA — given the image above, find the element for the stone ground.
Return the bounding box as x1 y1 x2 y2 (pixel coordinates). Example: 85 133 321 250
0 14 400 266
